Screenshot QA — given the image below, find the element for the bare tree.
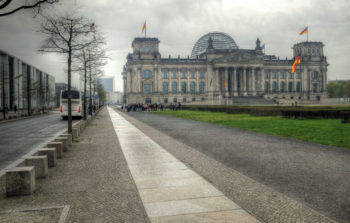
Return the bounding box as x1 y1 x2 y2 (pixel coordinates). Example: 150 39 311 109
39 14 95 134
74 33 107 120
0 0 58 17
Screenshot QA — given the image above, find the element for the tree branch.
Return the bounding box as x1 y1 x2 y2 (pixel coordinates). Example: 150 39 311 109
0 0 58 17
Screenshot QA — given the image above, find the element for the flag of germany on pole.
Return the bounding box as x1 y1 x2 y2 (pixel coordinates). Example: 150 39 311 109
142 21 146 37
292 56 301 73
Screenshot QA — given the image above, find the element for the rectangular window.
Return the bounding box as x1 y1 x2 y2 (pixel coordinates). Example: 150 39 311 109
192 97 196 102
296 73 301 79
280 72 285 79
181 72 186 79
144 84 151 94
191 72 195 79
264 72 270 79
164 98 168 103
173 98 177 102
172 72 177 78
183 98 186 102
163 72 168 79
272 73 277 79
289 73 294 79
200 72 204 79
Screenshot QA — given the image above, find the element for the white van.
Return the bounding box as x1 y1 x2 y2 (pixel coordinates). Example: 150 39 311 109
60 90 83 119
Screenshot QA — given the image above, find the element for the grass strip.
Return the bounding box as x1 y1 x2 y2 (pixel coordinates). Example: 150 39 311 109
160 110 350 149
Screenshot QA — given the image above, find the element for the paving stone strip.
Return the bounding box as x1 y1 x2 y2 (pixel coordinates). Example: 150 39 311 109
108 107 260 223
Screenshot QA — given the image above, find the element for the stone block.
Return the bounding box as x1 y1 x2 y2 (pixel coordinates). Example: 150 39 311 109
60 134 72 146
6 166 35 196
47 142 63 158
54 137 68 152
72 127 80 139
37 148 57 167
25 156 48 179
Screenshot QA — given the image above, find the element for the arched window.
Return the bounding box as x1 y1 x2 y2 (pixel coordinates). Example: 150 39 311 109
296 82 301 92
162 82 168 94
272 82 277 92
288 82 293 92
312 83 318 93
190 82 196 94
181 82 187 93
143 70 152 79
280 82 286 92
199 82 205 94
264 81 269 93
172 82 177 94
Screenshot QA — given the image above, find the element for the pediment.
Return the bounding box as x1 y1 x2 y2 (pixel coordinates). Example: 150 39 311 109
213 50 263 64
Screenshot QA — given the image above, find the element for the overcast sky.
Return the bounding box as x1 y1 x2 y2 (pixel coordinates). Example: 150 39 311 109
0 0 349 92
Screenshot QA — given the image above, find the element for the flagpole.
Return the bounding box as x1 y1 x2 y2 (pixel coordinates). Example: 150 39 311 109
307 25 308 42
145 21 147 38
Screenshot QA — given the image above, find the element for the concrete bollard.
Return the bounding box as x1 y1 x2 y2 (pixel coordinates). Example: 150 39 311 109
37 148 57 167
25 156 48 179
54 137 68 152
72 127 80 139
6 166 35 196
60 134 72 146
47 142 63 158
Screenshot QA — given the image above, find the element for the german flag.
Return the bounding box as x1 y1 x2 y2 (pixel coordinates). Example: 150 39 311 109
299 26 308 35
292 56 301 73
142 21 146 32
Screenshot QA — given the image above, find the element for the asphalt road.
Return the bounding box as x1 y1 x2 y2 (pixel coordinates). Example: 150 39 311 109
0 112 76 171
126 111 350 223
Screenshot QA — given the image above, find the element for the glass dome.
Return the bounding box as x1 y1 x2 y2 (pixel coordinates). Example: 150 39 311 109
191 32 238 58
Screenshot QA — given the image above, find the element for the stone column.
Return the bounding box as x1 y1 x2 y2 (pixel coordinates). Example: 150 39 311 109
277 71 280 92
233 67 237 96
242 67 247 96
309 70 312 92
269 70 272 93
127 69 131 93
215 68 220 92
261 68 265 95
252 68 256 95
224 68 229 96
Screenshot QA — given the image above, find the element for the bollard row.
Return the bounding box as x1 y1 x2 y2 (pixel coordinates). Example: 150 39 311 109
4 115 96 197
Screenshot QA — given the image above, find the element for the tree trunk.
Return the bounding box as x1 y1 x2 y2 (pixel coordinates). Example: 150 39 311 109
83 61 87 120
89 66 92 115
2 63 5 120
67 49 72 134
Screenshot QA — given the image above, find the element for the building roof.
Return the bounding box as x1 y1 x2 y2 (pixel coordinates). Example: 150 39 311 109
191 32 239 58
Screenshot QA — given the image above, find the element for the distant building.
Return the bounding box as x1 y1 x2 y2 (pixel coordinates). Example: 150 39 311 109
100 77 114 92
0 49 55 113
122 32 328 105
106 91 123 105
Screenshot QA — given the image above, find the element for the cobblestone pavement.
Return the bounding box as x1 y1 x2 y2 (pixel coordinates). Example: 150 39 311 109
0 108 149 223
121 110 346 223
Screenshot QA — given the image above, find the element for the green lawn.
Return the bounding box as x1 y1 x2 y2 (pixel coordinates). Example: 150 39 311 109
160 110 350 149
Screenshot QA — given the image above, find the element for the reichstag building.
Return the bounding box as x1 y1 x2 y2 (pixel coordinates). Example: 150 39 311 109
122 32 328 104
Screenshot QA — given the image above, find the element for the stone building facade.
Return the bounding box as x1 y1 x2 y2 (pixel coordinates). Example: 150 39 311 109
122 32 328 105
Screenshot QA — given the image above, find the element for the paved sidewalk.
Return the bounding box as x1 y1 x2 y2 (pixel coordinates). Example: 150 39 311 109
0 107 149 222
108 107 259 222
